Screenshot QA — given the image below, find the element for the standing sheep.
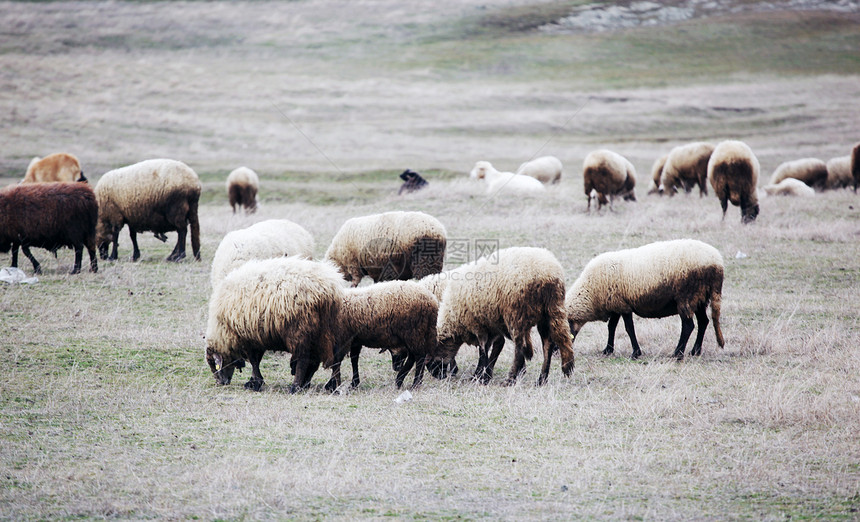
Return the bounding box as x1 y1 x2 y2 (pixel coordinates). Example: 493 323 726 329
325 211 446 286
769 158 828 191
764 178 815 197
205 257 344 392
22 153 86 183
226 166 259 214
0 183 98 274
516 156 563 184
565 239 724 360
825 156 852 190
659 142 714 197
647 153 668 195
707 140 760 224
582 149 636 211
470 161 545 194
852 143 860 192
95 159 201 262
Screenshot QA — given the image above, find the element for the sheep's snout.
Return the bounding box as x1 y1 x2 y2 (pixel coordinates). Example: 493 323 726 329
426 357 458 379
77 173 88 183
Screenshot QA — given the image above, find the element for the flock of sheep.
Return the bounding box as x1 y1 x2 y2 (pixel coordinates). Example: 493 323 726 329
1 140 858 392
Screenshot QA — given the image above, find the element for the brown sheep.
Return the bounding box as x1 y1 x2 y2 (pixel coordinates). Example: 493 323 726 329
647 153 668 195
583 149 636 211
22 153 86 184
707 140 760 224
769 158 828 191
825 156 852 190
659 142 714 197
226 167 259 214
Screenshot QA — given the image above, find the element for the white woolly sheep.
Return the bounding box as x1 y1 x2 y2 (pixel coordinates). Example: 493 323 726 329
583 149 636 210
707 140 760 224
764 178 815 197
22 153 86 184
566 239 725 360
852 143 860 192
469 161 545 194
226 166 259 213
95 159 201 262
515 156 563 184
204 257 344 392
210 219 315 287
429 247 575 386
325 280 438 391
647 153 668 195
825 156 852 190
325 211 446 286
659 142 714 197
769 158 827 191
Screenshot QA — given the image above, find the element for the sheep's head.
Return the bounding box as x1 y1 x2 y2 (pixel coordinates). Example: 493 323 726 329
205 346 244 385
470 161 491 180
427 333 461 379
95 221 114 259
76 170 88 183
742 203 759 224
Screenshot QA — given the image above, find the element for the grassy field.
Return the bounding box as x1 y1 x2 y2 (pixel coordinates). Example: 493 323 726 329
2 0 860 519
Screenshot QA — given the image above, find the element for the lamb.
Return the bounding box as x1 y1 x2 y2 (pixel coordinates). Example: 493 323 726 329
210 219 315 287
226 166 259 213
825 156 852 190
0 183 98 274
204 257 344 392
582 149 637 210
707 140 760 224
469 161 545 194
565 239 724 360
769 158 827 191
325 280 438 391
647 153 668 194
515 155 563 184
852 143 860 192
22 153 86 183
429 247 575 386
763 178 815 197
659 142 714 197
95 159 201 262
325 211 446 286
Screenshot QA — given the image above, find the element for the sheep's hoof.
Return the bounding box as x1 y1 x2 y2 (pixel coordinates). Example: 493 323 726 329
244 379 263 391
674 352 685 361
351 378 360 388
562 360 575 377
631 350 642 360
324 379 338 392
69 267 81 275
603 346 614 356
166 252 186 262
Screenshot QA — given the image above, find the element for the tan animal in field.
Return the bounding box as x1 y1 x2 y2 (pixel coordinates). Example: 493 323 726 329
22 153 86 183
583 149 636 211
226 166 259 213
769 158 827 191
707 140 760 224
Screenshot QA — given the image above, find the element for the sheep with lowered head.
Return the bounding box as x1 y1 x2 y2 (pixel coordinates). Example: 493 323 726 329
659 142 714 197
707 140 760 224
516 156 563 184
205 257 344 392
647 153 668 195
825 156 852 190
769 158 827 191
583 149 636 211
566 239 724 360
764 178 815 197
852 143 860 192
95 159 201 262
470 161 545 194
325 211 446 286
226 166 259 214
22 153 86 183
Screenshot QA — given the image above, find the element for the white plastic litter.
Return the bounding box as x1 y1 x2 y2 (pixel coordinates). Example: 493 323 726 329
735 251 748 259
394 390 413 404
0 267 39 284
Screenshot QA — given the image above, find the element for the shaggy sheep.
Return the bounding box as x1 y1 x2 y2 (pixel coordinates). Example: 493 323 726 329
469 161 545 194
707 140 760 224
825 156 852 190
204 257 344 392
852 143 860 192
226 167 259 214
516 156 563 184
583 149 637 210
659 142 714 197
325 280 438 391
210 219 315 287
325 211 446 286
429 247 575 386
95 159 201 262
763 178 815 197
0 183 98 274
398 169 428 195
22 153 86 183
769 158 827 191
566 239 724 360
647 153 668 195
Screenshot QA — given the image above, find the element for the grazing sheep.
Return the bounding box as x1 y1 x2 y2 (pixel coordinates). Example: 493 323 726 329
469 161 545 194
566 239 724 360
205 257 344 392
707 140 760 224
825 156 852 190
210 219 315 287
325 280 437 391
0 183 98 274
22 153 86 183
429 247 575 386
852 143 860 192
398 169 429 195
647 153 668 195
769 158 827 191
583 149 636 210
95 159 201 262
516 156 563 184
325 211 446 286
659 142 714 197
764 178 815 197
226 167 259 213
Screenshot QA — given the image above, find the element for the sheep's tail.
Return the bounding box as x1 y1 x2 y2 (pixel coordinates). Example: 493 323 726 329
189 192 201 261
710 272 725 348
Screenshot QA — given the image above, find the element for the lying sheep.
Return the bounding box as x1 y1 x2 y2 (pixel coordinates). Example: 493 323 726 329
0 183 98 274
707 140 760 224
764 178 815 197
22 153 86 183
226 167 259 214
210 219 314 287
325 211 446 286
825 156 852 190
470 161 545 194
429 247 575 386
516 156 563 184
659 142 714 197
769 158 827 191
205 257 343 392
583 149 636 210
566 239 724 360
325 280 437 391
647 153 668 195
95 159 201 262
852 143 860 192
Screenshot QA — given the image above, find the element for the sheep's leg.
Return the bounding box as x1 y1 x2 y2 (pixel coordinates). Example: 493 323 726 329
673 315 696 360
690 306 709 357
621 312 643 359
481 337 506 384
290 357 310 394
324 345 348 392
109 228 120 261
71 244 83 274
167 226 187 262
350 342 362 388
128 227 141 261
20 246 41 275
395 353 415 389
504 349 526 386
410 354 425 389
244 351 265 392
719 197 728 221
10 244 19 268
473 343 489 382
85 239 98 273
538 331 553 386
604 313 620 355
